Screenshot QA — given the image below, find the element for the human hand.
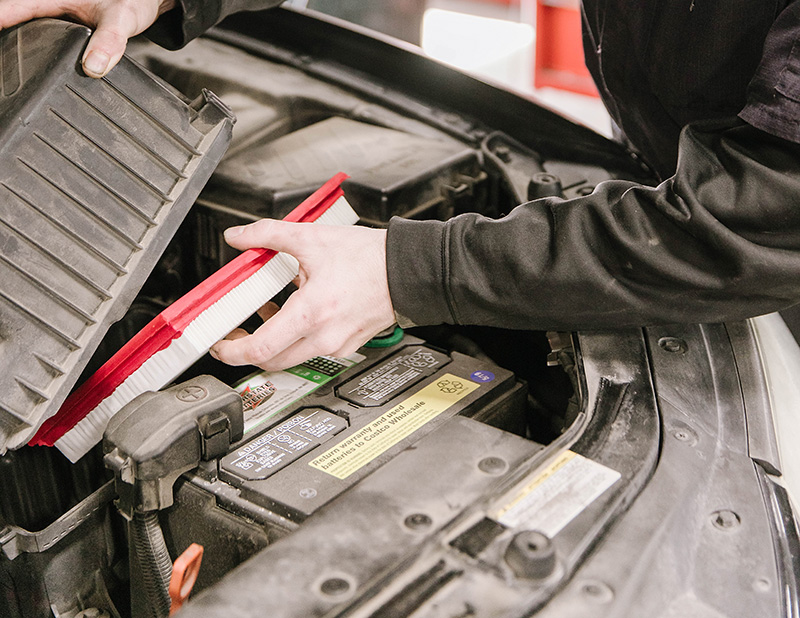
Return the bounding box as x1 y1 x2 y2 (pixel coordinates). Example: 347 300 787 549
0 0 176 77
210 220 396 371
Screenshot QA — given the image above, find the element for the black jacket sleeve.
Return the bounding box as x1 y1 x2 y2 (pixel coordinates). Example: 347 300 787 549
386 118 800 330
146 0 284 50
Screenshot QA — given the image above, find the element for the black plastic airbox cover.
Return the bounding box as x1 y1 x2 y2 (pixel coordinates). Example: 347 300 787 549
0 20 234 452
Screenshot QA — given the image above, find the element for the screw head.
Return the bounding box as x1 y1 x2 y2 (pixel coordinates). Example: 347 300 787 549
299 488 317 499
711 510 741 530
671 427 698 445
658 337 687 354
404 513 433 530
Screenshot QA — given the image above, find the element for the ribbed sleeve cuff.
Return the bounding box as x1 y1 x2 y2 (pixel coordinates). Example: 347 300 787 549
386 217 453 327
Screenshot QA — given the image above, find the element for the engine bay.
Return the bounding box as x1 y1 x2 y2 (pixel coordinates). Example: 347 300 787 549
0 14 698 618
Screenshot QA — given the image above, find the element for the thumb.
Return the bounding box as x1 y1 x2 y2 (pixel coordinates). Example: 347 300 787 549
224 219 317 256
82 27 128 77
80 1 169 78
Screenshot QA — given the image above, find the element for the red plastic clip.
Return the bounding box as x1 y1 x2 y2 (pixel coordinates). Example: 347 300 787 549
169 543 204 615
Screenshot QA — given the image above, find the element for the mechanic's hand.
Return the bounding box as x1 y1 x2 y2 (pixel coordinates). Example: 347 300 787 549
210 220 396 371
0 0 176 78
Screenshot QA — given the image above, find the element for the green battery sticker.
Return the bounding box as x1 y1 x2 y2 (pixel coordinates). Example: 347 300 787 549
235 352 365 434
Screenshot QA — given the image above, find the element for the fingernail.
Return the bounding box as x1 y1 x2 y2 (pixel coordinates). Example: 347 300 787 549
208 345 219 360
224 226 244 240
83 50 110 77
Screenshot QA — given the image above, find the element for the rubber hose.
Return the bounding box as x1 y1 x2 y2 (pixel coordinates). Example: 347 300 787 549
132 512 173 618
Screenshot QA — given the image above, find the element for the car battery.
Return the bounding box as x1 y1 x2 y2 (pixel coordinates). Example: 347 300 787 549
187 333 526 523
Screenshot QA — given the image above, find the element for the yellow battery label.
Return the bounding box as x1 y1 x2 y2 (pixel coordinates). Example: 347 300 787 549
309 373 479 479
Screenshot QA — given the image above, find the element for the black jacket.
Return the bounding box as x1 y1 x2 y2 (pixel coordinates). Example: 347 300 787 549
153 0 800 329
387 0 800 329
148 0 283 49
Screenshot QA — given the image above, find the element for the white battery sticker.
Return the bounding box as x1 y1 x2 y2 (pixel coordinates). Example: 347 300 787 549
494 450 620 537
235 352 365 434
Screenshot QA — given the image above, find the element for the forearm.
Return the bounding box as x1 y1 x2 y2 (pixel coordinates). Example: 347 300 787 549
146 0 284 49
387 118 800 329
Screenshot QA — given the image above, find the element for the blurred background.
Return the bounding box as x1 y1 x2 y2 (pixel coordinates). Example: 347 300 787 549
286 0 612 136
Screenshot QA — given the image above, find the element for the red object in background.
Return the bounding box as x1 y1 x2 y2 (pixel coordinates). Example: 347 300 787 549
534 0 599 97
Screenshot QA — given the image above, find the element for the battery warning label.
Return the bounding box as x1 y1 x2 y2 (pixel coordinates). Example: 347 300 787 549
493 450 620 537
309 374 479 479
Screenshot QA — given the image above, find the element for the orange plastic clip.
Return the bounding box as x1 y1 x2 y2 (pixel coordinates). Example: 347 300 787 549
169 543 204 615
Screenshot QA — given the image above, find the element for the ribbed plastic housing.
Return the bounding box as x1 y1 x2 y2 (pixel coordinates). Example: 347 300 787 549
0 19 234 452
